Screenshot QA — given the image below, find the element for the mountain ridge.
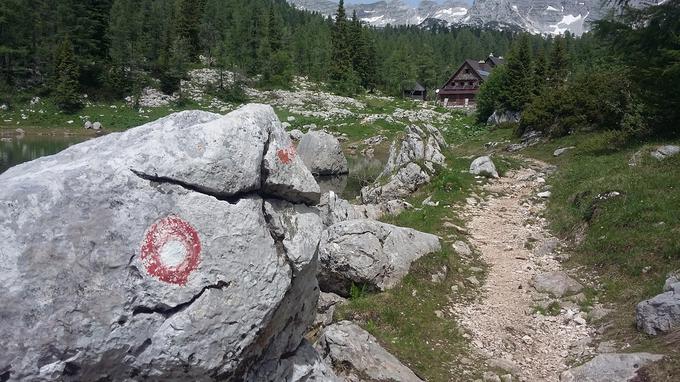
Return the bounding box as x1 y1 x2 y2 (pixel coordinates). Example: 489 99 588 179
288 0 606 35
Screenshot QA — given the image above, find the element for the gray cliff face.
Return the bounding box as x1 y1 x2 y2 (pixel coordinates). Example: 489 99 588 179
288 0 608 35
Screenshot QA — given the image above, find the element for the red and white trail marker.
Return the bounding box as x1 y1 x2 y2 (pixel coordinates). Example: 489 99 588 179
140 216 201 286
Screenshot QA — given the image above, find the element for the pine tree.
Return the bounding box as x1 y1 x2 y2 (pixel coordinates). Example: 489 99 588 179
54 37 82 112
499 34 533 112
548 36 569 85
329 0 358 94
532 47 548 96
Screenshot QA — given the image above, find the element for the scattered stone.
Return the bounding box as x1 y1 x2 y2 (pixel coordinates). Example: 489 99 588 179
316 321 423 382
538 191 552 198
636 279 680 335
650 145 680 161
318 219 441 296
531 271 584 297
588 306 613 322
288 129 303 141
553 147 576 157
0 105 330 381
483 371 502 382
314 292 346 328
422 195 440 207
470 156 499 178
92 121 102 130
466 276 480 287
535 238 559 257
287 116 296 122
559 353 663 382
500 374 513 382
452 241 472 257
83 121 92 129
297 131 348 175
487 359 521 375
0 103 7 111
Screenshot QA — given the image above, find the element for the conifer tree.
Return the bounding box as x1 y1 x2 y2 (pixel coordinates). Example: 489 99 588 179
329 0 358 94
54 37 82 112
499 34 533 112
548 36 569 85
532 47 548 96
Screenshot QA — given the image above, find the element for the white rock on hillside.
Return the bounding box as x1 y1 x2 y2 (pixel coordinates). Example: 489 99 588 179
0 105 329 381
636 276 680 336
361 124 447 203
559 353 663 382
650 145 680 161
316 321 424 382
470 156 499 178
531 271 584 298
297 131 349 175
318 219 441 296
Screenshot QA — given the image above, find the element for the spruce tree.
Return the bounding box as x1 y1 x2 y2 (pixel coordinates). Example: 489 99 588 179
54 37 82 112
548 36 569 86
329 0 358 94
532 47 548 96
499 35 533 112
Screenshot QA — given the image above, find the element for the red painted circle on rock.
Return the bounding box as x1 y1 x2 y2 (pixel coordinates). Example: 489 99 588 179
277 145 297 164
140 216 201 286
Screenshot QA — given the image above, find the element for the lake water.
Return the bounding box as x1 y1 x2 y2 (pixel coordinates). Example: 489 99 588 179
0 133 386 200
0 133 89 174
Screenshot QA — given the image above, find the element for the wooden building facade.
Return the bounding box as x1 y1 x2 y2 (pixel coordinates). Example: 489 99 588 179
437 55 505 107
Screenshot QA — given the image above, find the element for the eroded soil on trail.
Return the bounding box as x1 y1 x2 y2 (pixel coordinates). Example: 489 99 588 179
454 160 597 382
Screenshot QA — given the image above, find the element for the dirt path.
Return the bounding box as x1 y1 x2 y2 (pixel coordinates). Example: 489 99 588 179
454 160 597 382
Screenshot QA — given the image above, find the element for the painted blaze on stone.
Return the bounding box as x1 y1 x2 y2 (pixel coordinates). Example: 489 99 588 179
277 145 297 164
140 215 201 286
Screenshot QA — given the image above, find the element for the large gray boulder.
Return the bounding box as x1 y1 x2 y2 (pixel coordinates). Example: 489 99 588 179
0 105 330 381
470 156 499 178
559 353 663 382
531 271 584 298
315 321 423 382
361 124 446 204
318 219 441 296
636 280 680 336
297 131 348 175
487 110 520 126
650 145 680 161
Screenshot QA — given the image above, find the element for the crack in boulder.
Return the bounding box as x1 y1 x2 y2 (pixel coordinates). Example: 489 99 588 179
131 280 231 318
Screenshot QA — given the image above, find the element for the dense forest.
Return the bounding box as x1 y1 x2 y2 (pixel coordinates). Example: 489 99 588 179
1 0 568 108
1 0 677 142
477 0 680 139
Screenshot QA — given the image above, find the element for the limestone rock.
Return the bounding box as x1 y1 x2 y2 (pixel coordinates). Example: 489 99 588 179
531 271 583 297
297 131 348 175
314 292 346 328
318 219 441 296
487 110 520 125
636 281 680 335
553 147 575 157
650 145 680 161
316 321 423 382
0 105 328 381
361 162 431 204
316 191 410 227
559 353 663 382
361 124 446 203
289 129 304 141
470 156 499 178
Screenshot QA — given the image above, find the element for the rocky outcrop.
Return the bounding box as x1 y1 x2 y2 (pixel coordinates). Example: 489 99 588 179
0 105 331 381
487 110 520 125
470 156 499 178
318 219 441 296
297 131 349 175
559 353 663 382
361 124 447 203
315 321 424 382
650 145 680 161
531 272 584 298
554 147 576 157
314 292 347 329
636 275 680 336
